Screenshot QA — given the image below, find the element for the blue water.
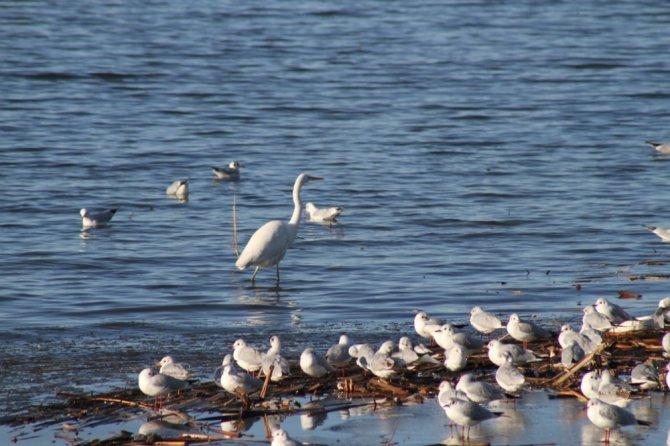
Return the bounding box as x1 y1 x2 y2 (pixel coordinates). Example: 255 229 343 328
1 0 670 436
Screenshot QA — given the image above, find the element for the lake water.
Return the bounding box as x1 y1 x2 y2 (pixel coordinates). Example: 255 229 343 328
2 1 670 444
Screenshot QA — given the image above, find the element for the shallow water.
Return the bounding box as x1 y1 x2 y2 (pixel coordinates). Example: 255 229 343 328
2 0 670 443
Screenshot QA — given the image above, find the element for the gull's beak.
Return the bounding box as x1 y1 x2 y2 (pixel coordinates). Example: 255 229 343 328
307 175 323 181
154 361 162 366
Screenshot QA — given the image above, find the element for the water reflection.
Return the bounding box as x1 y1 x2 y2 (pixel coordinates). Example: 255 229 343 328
138 418 191 438
581 423 632 446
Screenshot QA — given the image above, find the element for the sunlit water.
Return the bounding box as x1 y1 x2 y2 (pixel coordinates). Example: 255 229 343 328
2 1 670 443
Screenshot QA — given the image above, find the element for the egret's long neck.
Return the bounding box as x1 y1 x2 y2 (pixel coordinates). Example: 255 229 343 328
288 177 304 227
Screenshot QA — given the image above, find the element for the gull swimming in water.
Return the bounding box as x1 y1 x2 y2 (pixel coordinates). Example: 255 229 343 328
506 313 551 344
469 306 505 336
645 141 670 154
643 224 670 242
586 398 650 443
80 208 117 229
299 348 334 378
235 173 322 284
212 161 243 181
232 339 266 374
156 356 192 380
304 202 343 222
166 179 189 200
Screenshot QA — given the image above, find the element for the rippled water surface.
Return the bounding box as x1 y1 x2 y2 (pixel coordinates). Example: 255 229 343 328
2 1 670 442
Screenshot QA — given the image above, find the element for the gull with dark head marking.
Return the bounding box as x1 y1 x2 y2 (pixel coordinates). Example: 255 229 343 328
212 161 243 181
646 140 670 154
80 208 117 229
643 224 670 242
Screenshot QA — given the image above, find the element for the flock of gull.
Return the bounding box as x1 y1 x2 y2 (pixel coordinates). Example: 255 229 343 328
134 295 670 445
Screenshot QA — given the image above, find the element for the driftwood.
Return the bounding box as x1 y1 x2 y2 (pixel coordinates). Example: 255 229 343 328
3 328 668 445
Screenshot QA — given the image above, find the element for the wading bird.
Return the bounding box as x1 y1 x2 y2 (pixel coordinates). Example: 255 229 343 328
235 173 322 284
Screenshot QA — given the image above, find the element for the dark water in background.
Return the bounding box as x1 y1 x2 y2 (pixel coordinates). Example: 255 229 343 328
2 0 670 417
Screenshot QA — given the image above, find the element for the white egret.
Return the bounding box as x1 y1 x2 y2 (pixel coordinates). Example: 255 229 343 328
235 173 322 284
212 161 243 181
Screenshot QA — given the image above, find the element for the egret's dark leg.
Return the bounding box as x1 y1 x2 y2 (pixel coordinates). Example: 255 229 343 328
275 263 280 283
251 266 259 283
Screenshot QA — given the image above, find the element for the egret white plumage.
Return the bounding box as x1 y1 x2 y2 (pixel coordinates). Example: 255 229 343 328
304 202 343 222
80 208 117 229
212 161 243 180
235 173 322 284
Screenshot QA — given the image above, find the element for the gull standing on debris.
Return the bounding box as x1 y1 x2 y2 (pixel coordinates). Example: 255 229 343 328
360 341 399 379
414 311 442 341
441 397 501 439
662 332 670 357
138 368 186 408
654 297 670 327
594 298 632 325
456 373 505 404
271 428 302 446
597 370 634 408
469 306 505 335
348 343 375 371
212 161 243 181
214 354 233 387
220 363 263 396
444 345 468 372
630 362 661 390
166 179 189 200
156 356 192 380
80 208 117 229
433 323 484 354
325 334 352 368
506 313 551 344
300 348 334 378
586 399 650 443
232 339 266 374
262 336 291 382
583 305 613 332
495 351 525 394
487 339 540 366
235 173 322 284
646 141 670 154
305 202 343 222
561 340 585 367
